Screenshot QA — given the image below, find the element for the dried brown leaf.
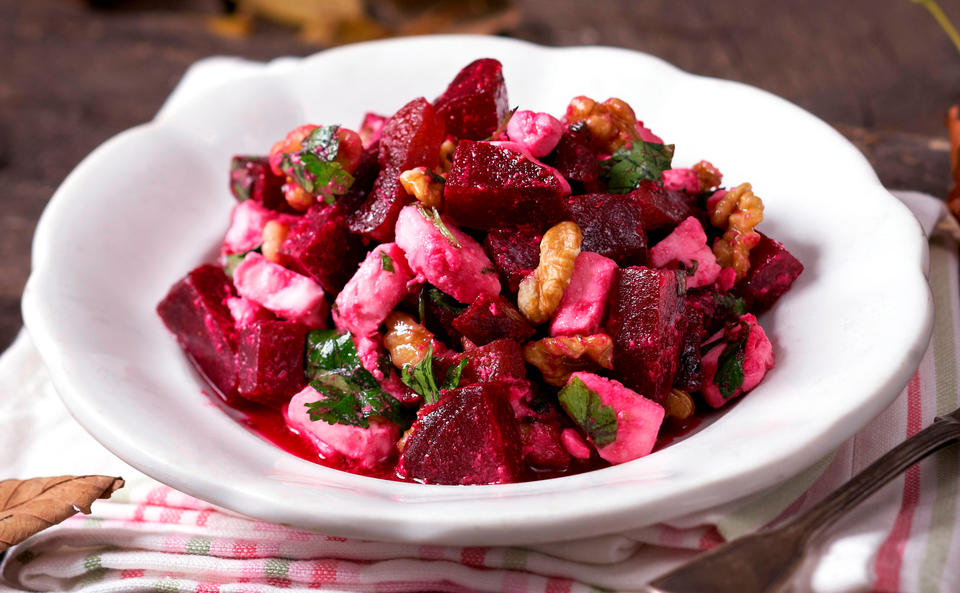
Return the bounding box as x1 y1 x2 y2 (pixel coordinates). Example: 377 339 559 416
0 475 124 552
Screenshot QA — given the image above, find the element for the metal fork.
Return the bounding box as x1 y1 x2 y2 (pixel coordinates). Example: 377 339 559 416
646 407 960 593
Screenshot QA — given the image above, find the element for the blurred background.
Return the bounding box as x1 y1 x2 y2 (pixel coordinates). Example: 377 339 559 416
1 0 958 352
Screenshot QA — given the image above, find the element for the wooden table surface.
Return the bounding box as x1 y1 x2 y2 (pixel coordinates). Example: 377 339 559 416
1 0 958 352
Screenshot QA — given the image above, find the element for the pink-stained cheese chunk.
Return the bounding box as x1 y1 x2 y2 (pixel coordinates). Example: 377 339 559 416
649 216 721 289
359 112 386 148
395 205 501 303
549 251 618 336
635 121 664 144
285 385 400 471
505 110 564 158
226 296 274 328
701 313 775 408
232 252 328 328
568 372 664 464
222 200 298 257
561 428 592 460
661 168 700 193
489 140 572 195
716 267 737 292
333 243 416 336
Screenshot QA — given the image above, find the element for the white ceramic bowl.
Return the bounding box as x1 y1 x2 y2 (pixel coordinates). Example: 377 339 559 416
22 36 932 546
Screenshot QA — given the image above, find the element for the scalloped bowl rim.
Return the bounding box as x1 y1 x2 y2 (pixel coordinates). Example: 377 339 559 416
22 36 932 546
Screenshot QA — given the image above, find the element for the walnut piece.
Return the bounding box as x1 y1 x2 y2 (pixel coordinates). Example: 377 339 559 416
565 96 641 154
399 167 444 210
383 312 434 369
710 182 764 280
523 334 614 386
691 160 723 193
518 221 582 324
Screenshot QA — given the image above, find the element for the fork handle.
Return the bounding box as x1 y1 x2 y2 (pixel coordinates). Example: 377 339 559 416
793 412 960 538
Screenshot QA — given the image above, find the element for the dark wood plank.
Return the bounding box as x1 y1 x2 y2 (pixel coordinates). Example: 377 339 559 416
0 0 956 351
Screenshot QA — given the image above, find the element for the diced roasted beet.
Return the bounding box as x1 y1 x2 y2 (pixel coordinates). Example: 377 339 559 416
457 339 527 386
433 58 509 140
444 140 570 230
565 193 647 266
736 232 804 312
398 382 522 484
280 203 365 295
236 320 308 406
605 267 687 401
483 225 542 292
229 156 290 212
378 97 446 171
346 98 445 240
631 181 697 231
451 293 536 346
550 125 601 191
157 265 239 400
674 301 706 392
345 168 406 241
519 420 571 470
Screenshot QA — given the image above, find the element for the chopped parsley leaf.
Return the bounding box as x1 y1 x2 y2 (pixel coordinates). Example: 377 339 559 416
602 141 675 193
380 251 395 273
558 377 618 447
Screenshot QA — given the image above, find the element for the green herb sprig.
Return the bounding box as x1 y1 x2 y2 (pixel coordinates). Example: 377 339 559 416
304 330 412 429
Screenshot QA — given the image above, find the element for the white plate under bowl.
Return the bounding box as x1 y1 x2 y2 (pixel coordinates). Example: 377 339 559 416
22 36 932 546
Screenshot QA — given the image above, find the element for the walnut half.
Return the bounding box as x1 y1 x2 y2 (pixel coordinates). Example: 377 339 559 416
710 182 764 280
518 221 582 324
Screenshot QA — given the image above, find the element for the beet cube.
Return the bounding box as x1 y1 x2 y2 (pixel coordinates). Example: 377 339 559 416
229 156 290 213
281 204 364 295
157 265 239 400
519 420 571 470
345 168 405 241
632 181 697 231
451 293 535 346
565 193 647 266
398 382 522 484
673 301 706 392
550 125 601 191
457 339 527 386
236 320 308 407
736 233 804 313
444 140 570 230
433 58 509 140
378 97 446 171
347 98 445 240
483 226 542 292
605 267 687 401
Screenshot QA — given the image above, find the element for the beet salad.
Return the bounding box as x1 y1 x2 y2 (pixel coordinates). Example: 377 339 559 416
157 58 804 485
